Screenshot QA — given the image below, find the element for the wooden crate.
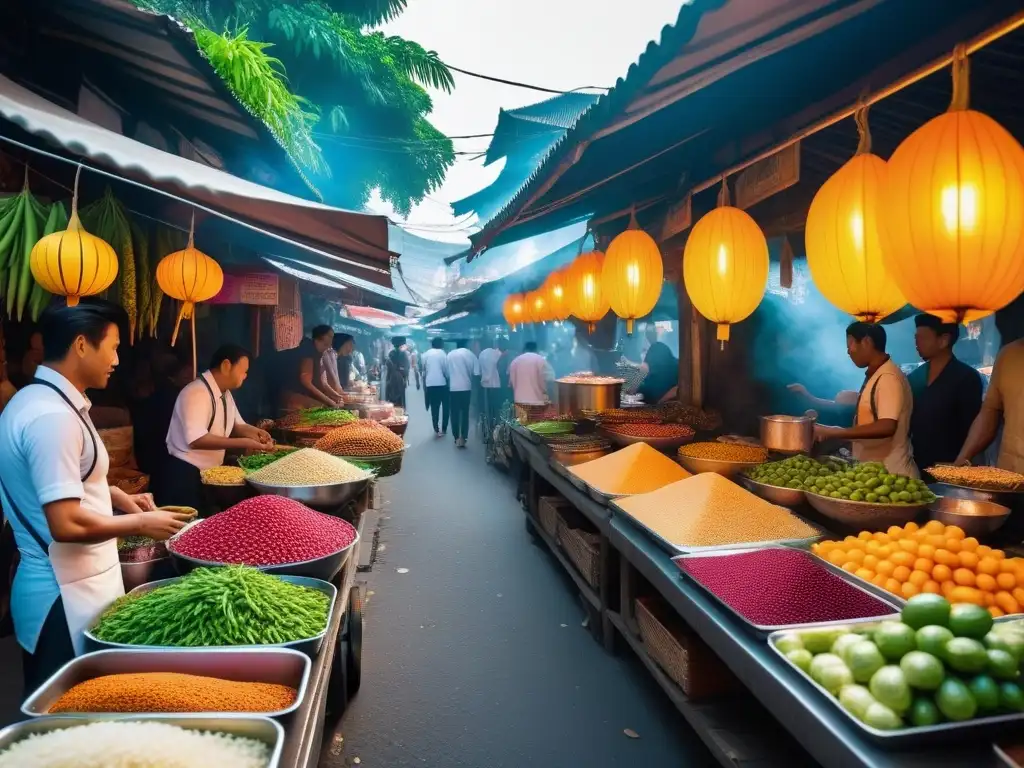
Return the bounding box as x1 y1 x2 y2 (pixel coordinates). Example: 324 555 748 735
635 597 738 700
558 525 601 589
538 496 570 540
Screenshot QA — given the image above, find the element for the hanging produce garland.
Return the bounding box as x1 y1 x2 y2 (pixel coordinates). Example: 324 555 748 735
603 209 664 334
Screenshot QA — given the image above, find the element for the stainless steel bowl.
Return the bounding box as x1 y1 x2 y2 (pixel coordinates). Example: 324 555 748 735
928 482 1024 512
556 380 623 418
245 476 371 506
84 575 337 657
805 492 928 531
929 496 1011 537
738 476 806 507
120 557 175 593
601 428 694 452
0 716 284 766
550 447 610 467
760 413 816 455
676 454 764 477
23 648 310 718
168 529 358 581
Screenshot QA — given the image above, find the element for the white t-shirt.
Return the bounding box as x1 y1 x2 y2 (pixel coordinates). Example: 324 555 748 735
447 348 480 392
0 365 117 652
510 352 554 405
853 358 917 477
478 347 502 388
166 371 246 470
421 348 449 387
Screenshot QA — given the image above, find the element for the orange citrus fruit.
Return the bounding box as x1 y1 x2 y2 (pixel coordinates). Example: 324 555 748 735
989 606 1006 618
893 565 912 583
876 560 895 577
904 521 920 533
917 544 936 560
932 563 953 583
976 545 993 558
997 592 1022 615
924 520 945 534
997 572 1017 591
978 557 1000 576
827 550 847 565
960 537 979 552
958 551 980 570
949 585 984 605
901 582 921 598
885 578 902 594
946 525 966 540
863 555 880 570
914 558 934 574
976 573 998 592
908 570 930 588
953 568 977 587
945 538 963 554
842 562 858 573
887 526 904 539
922 580 941 594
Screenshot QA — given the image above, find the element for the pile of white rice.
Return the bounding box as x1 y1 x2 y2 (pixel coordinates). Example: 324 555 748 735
0 721 270 768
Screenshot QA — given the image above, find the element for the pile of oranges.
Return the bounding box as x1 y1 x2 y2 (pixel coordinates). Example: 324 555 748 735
811 520 1024 618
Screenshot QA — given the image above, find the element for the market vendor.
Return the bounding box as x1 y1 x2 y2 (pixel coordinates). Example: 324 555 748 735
509 341 554 405
636 324 678 405
323 333 355 394
276 325 343 413
0 303 191 694
157 345 273 511
956 338 1024 473
908 314 983 473
813 322 917 477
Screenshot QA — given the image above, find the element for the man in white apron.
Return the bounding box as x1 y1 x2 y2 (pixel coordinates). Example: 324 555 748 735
0 302 191 695
813 322 917 477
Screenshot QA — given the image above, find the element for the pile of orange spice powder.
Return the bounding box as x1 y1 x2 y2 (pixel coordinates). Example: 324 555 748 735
48 672 297 713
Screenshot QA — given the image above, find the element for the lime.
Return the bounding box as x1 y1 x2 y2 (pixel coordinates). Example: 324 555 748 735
863 701 903 730
987 629 1024 663
803 628 846 654
847 641 887 684
945 637 990 673
986 648 1020 680
838 684 876 721
1000 681 1024 711
874 622 917 661
902 594 951 630
775 632 804 655
869 665 912 714
917 625 955 658
948 604 994 639
935 677 977 721
833 633 867 663
817 660 854 694
786 649 814 673
908 696 942 727
810 653 846 681
900 651 946 691
968 674 1001 711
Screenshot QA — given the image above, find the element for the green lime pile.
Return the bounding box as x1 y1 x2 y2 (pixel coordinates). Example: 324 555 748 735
526 420 576 436
774 593 1024 730
748 458 936 504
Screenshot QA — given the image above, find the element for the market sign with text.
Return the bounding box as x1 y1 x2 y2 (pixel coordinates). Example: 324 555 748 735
209 272 280 305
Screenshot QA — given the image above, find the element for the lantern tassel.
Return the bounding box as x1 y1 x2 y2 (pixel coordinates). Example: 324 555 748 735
64 166 84 307
170 301 188 347
626 318 634 335
950 44 970 112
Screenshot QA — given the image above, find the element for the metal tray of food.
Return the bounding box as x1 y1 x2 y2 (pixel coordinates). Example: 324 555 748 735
584 480 629 506
673 549 899 637
805 549 908 607
768 621 1024 744
22 648 310 718
84 575 337 658
676 453 765 477
804 490 930 530
600 428 694 452
737 475 806 507
245 476 371 507
168 529 358 582
0 715 284 766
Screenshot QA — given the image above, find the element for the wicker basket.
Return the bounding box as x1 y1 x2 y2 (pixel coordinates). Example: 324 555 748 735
538 496 570 540
635 597 737 700
341 448 406 478
558 525 601 589
385 421 408 437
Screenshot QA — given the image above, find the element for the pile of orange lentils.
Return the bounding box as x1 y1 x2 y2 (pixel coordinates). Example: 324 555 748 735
811 519 1024 618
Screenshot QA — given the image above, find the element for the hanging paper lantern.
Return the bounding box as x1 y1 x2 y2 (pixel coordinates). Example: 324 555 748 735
805 106 907 323
502 292 526 330
30 167 118 307
566 250 610 332
525 289 548 324
880 46 1024 324
683 180 769 343
543 267 571 321
155 216 223 372
602 211 664 334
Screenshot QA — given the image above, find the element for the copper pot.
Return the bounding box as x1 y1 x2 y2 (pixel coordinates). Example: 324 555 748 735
760 413 816 455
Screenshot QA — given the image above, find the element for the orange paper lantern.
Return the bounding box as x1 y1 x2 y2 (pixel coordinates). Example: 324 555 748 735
880 47 1024 323
525 289 549 324
603 212 664 334
502 292 526 330
543 267 571 321
565 250 610 332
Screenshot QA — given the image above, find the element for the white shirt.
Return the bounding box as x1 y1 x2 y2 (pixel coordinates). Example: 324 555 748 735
854 358 917 477
421 348 449 388
321 348 342 393
447 348 480 392
166 371 246 470
478 348 502 388
0 366 115 652
509 352 554 405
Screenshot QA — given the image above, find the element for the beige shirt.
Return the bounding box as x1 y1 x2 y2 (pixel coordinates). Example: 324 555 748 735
853 358 917 477
983 339 1024 474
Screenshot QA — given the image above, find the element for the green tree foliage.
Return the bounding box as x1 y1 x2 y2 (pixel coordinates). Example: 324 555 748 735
138 0 454 213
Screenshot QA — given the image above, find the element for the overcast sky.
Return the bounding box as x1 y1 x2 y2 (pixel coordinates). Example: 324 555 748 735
365 0 687 243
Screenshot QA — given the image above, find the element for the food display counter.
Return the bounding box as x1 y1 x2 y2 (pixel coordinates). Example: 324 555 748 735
511 426 1008 768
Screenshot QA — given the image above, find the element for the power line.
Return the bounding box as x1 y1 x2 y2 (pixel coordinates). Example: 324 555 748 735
443 64 610 95
311 131 495 142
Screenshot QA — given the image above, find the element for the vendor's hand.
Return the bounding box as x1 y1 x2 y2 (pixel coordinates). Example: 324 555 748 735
814 424 840 442
254 428 273 445
238 438 267 452
787 383 810 397
133 509 192 541
129 493 156 512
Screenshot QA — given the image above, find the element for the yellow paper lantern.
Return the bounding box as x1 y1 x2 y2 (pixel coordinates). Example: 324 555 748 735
683 180 769 343
566 250 610 332
525 289 548 324
805 107 907 323
543 268 571 321
155 219 223 367
30 168 118 307
603 212 664 334
880 47 1024 323
502 292 526 330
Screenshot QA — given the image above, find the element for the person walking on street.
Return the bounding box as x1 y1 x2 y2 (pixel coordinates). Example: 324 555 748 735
447 339 479 448
478 338 503 440
421 337 449 437
385 337 410 408
509 341 554 406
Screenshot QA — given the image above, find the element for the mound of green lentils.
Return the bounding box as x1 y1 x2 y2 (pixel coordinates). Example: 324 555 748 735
746 457 936 505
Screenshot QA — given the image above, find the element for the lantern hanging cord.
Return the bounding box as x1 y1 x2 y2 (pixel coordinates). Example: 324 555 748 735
950 44 970 111
717 177 731 207
854 103 872 155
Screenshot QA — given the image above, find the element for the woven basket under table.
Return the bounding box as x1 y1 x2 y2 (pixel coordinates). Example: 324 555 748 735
557 524 601 589
538 496 570 540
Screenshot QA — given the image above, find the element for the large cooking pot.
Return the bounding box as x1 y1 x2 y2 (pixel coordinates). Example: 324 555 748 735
760 412 816 455
557 380 623 418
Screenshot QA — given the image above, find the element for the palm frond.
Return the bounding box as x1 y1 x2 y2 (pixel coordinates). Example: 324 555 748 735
383 36 454 93
332 0 407 26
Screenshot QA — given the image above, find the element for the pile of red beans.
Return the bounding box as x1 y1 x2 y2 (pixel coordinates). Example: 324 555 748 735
171 495 357 566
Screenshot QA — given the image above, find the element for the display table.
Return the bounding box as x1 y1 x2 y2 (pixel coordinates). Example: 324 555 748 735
511 429 1003 768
